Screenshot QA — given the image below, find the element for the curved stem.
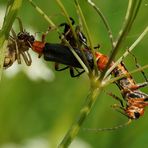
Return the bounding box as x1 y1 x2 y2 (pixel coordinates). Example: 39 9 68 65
105 26 148 78
99 0 142 81
86 0 114 49
74 0 98 77
58 78 102 147
27 0 56 29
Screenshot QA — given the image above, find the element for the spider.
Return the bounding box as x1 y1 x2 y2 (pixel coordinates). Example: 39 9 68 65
4 17 35 69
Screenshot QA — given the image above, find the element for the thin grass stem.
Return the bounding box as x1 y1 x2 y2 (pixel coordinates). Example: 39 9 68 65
58 78 103 147
86 0 114 49
74 0 98 77
105 26 148 78
99 0 142 81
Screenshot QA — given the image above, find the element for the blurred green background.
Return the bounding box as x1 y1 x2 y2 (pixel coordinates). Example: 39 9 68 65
0 0 148 148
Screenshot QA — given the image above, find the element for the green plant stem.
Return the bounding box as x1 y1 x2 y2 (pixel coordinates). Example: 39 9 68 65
86 0 114 49
58 78 102 147
74 0 98 77
74 0 94 52
99 0 142 81
27 0 56 29
0 0 22 79
104 26 148 78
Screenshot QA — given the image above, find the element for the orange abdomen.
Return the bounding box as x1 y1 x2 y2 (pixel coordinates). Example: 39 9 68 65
95 52 110 71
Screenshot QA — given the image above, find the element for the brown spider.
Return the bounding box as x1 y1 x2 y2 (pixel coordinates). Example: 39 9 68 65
4 17 35 69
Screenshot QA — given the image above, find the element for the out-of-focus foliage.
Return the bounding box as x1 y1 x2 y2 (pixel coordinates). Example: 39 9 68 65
0 0 148 148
